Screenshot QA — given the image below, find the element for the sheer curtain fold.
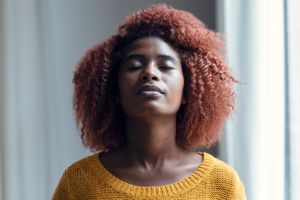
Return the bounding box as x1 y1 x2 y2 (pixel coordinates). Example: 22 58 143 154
218 0 286 199
287 1 300 199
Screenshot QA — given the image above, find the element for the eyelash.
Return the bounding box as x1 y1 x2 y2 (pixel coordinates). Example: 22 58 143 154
127 66 142 71
160 66 174 70
127 66 174 71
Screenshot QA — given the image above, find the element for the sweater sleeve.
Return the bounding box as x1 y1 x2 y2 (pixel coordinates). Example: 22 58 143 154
52 171 74 200
231 172 247 200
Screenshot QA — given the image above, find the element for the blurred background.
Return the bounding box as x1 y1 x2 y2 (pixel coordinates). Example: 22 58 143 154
0 0 299 199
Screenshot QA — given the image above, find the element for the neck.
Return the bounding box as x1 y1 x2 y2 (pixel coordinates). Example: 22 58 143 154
122 115 185 168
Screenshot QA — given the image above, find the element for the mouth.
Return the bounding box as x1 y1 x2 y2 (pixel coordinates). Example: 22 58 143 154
137 84 165 95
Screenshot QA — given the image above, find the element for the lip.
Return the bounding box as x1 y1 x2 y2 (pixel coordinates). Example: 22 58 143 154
137 84 164 95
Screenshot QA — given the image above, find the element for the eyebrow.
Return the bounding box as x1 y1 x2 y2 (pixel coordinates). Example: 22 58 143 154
122 54 179 64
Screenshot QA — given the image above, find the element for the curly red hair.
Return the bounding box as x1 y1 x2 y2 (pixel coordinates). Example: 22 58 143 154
73 4 236 152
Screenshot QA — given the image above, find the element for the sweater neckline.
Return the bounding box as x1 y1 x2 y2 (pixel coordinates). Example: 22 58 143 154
88 152 215 197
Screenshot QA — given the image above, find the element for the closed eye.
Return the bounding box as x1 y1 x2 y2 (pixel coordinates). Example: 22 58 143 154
159 66 174 70
127 66 143 71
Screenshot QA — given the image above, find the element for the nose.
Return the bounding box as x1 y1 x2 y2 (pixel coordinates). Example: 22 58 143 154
140 64 159 81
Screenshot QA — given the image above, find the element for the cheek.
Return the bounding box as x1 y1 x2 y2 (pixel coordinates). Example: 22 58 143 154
117 73 136 102
166 74 185 102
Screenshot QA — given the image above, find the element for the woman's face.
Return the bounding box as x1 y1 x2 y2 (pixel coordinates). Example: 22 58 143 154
117 37 185 118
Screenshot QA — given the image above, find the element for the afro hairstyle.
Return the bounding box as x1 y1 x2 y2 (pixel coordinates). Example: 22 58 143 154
73 3 236 152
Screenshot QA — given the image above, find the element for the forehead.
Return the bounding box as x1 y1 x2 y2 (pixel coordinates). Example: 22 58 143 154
123 37 180 60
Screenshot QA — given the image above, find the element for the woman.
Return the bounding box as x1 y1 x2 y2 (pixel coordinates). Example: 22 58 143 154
53 3 246 200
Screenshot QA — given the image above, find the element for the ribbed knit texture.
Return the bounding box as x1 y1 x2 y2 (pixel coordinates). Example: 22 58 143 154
52 152 246 199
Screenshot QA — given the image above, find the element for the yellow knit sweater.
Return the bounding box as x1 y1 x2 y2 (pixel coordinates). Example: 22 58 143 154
52 152 246 199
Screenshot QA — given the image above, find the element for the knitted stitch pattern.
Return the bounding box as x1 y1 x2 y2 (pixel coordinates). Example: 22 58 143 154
52 152 246 199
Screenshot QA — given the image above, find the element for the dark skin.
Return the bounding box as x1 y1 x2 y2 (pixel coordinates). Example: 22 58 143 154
99 37 202 186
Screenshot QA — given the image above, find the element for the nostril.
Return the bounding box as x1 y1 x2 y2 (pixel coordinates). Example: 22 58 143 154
152 76 159 81
141 72 159 81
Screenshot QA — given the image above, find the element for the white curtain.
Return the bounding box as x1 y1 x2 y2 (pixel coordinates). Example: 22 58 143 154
217 0 286 199
0 0 90 199
287 0 300 199
1 0 49 199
